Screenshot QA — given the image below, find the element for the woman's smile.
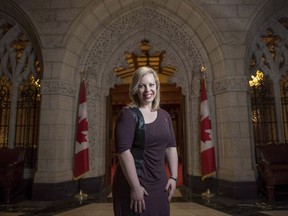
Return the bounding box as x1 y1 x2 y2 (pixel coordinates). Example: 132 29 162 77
138 73 157 106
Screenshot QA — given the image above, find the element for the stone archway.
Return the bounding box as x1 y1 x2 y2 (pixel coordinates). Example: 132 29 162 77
24 0 231 199
80 6 214 185
245 1 288 171
27 0 225 197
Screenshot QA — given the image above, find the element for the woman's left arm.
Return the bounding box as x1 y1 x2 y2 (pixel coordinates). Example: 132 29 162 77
165 147 178 202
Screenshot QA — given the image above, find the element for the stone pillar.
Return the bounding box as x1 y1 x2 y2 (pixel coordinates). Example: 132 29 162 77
213 77 257 198
33 79 77 200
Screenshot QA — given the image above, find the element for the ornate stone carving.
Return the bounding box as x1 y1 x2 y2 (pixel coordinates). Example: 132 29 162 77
86 79 101 99
41 80 75 96
249 27 288 79
213 77 248 95
0 17 41 148
0 23 38 84
84 8 204 90
82 7 207 178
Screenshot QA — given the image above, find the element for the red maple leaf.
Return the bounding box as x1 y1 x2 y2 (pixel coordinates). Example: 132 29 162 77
77 118 88 143
201 116 212 143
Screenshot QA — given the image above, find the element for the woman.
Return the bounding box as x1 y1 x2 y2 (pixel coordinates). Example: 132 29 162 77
112 66 178 216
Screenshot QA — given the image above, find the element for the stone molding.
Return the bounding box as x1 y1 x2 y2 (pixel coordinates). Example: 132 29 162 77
213 77 248 95
41 80 75 96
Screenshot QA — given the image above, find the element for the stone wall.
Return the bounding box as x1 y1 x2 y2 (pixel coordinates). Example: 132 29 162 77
1 0 287 200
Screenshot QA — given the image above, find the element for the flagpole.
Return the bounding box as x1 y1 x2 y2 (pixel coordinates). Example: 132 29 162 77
74 71 89 202
201 178 214 201
200 66 206 79
80 70 87 81
75 178 88 202
200 66 215 201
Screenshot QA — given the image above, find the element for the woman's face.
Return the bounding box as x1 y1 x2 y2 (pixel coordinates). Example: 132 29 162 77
137 73 157 106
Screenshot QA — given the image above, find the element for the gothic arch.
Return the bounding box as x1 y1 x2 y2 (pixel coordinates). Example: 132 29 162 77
244 0 288 168
62 0 224 86
60 0 225 178
0 1 42 172
245 0 288 72
0 0 43 68
85 7 207 95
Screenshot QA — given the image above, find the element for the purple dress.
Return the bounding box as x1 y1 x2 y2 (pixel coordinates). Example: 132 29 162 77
112 107 177 216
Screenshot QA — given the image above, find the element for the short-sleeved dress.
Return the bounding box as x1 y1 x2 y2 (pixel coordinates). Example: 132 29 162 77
112 106 177 216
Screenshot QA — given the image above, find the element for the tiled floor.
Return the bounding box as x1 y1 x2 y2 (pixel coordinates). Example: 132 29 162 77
1 187 288 216
54 202 231 216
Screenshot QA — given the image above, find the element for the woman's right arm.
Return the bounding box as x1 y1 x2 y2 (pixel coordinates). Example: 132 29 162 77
118 150 148 214
115 107 148 213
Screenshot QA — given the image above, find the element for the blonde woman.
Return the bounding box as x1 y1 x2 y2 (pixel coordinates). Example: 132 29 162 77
112 66 178 216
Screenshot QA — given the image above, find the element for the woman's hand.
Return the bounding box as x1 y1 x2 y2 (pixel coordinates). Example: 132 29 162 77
130 185 149 214
165 178 177 202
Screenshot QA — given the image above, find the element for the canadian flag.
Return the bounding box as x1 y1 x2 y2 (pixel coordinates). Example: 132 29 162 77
200 78 216 181
73 80 89 180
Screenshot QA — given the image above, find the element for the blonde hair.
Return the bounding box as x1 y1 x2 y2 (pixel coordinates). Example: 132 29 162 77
129 66 160 110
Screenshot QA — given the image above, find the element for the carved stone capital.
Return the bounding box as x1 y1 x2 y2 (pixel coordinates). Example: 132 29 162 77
41 80 75 96
213 77 248 95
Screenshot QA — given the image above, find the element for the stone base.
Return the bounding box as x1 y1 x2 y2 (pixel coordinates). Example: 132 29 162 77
32 176 104 201
187 175 257 199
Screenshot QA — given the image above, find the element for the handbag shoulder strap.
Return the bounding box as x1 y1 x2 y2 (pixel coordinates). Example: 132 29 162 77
129 107 145 160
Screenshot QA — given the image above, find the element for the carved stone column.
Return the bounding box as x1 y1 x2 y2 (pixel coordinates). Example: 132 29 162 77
33 79 77 200
213 77 256 197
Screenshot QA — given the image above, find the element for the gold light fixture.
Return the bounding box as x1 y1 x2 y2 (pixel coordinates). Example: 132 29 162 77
31 75 40 88
249 70 264 87
114 40 177 83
